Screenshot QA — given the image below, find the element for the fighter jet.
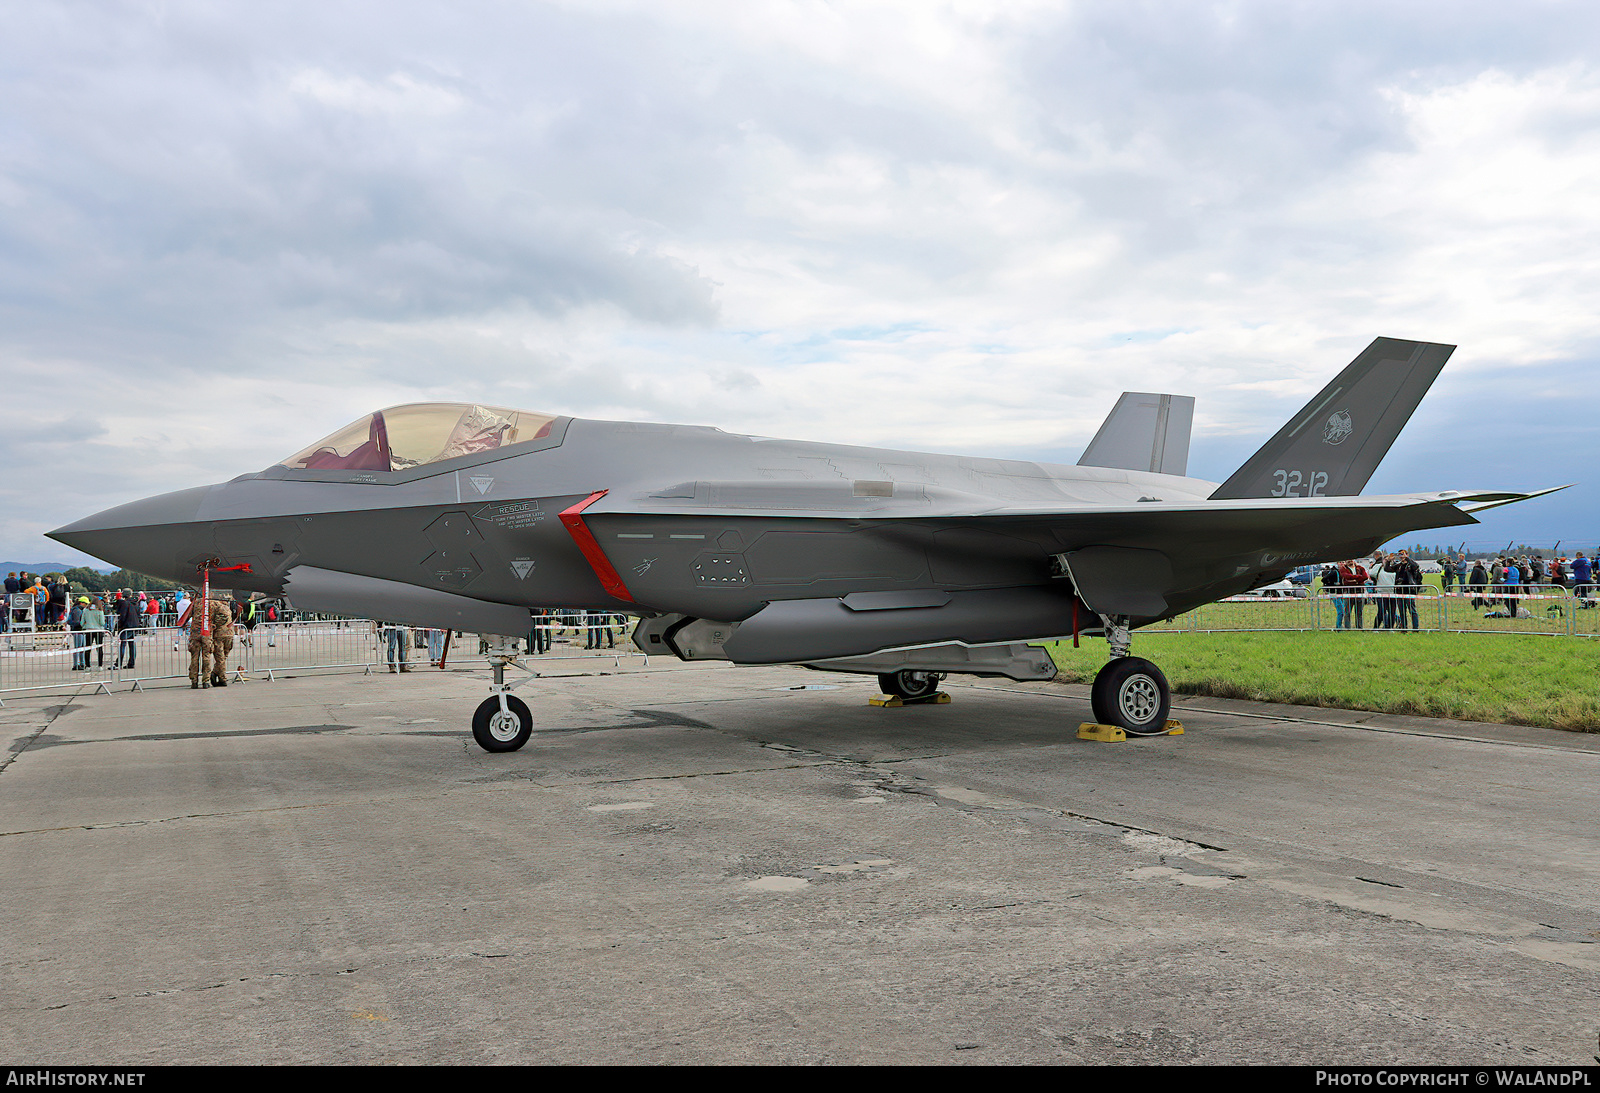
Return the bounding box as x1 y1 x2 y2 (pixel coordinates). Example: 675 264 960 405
49 337 1561 750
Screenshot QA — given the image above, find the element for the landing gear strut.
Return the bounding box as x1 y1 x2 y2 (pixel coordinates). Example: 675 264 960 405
1088 615 1171 735
472 636 538 752
877 669 944 700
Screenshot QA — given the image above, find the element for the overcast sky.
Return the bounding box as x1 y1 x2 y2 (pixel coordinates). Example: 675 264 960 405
5 0 1598 566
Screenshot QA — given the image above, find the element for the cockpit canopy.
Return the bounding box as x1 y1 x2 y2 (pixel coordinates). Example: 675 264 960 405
278 403 558 473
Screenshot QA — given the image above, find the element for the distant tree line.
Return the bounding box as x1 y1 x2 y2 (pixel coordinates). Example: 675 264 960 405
57 567 189 594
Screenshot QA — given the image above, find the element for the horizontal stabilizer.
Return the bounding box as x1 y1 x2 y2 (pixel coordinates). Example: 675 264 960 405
1078 392 1194 476
1211 338 1453 499
1454 483 1573 514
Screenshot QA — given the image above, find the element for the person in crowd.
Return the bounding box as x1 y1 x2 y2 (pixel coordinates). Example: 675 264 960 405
1440 555 1457 594
1320 562 1343 627
427 627 446 666
383 621 411 673
1550 556 1569 589
1500 555 1521 618
67 596 89 669
110 590 140 668
83 596 106 668
144 593 160 630
1389 549 1422 630
235 597 259 647
25 575 48 627
1573 552 1593 598
1530 556 1545 584
529 608 550 654
1468 557 1489 608
1 572 17 633
1371 551 1396 629
1335 558 1368 629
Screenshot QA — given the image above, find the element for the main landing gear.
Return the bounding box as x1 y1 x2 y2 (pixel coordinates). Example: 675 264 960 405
472 636 537 752
876 669 945 701
1088 616 1172 735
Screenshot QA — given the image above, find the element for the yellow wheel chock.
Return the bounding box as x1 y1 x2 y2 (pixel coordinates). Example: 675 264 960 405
1077 719 1184 741
868 691 952 708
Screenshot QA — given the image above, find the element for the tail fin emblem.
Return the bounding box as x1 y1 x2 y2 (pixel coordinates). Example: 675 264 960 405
1323 410 1353 446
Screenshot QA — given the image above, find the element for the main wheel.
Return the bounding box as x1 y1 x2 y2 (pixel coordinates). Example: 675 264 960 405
877 670 942 700
472 694 533 752
1089 658 1171 735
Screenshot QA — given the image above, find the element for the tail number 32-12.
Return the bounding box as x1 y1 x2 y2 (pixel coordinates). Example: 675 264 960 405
1272 469 1329 497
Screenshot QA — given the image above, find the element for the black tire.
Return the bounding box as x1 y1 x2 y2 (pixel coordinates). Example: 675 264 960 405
1089 658 1171 735
876 670 942 700
472 695 533 752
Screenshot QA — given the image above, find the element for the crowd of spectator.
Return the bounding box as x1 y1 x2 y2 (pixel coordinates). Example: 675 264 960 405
4 573 181 632
1321 550 1424 629
1437 551 1594 600
1319 548 1598 627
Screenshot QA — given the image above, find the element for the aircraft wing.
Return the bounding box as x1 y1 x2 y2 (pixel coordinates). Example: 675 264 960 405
587 487 1563 625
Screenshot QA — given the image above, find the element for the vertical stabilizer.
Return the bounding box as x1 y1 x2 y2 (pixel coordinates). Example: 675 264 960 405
1209 338 1453 499
1078 392 1195 476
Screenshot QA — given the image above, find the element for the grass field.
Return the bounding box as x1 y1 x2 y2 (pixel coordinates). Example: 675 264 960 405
1042 630 1600 732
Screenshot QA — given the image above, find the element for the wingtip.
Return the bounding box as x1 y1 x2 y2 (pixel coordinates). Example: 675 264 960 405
1455 483 1573 514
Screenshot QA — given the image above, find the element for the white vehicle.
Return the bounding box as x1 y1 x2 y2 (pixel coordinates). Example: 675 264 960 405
1236 579 1308 599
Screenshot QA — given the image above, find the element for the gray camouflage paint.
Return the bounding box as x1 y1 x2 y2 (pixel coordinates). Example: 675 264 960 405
48 338 1548 672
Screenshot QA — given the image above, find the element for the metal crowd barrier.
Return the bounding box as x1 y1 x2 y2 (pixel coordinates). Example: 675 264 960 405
236 619 383 679
1149 585 1600 637
1152 592 1318 633
0 619 648 702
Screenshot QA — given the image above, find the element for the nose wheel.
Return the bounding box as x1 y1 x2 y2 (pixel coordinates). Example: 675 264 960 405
473 694 533 751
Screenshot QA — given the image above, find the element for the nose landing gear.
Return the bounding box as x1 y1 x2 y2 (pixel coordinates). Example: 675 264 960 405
472 636 538 752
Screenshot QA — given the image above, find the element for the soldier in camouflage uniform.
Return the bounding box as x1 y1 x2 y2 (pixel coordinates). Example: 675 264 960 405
208 599 235 687
184 598 212 689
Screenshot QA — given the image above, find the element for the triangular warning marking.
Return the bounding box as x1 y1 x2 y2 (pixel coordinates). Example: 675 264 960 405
469 476 494 494
510 559 535 579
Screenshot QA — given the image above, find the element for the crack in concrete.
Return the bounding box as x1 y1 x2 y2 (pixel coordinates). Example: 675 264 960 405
1 703 82 775
23 724 359 748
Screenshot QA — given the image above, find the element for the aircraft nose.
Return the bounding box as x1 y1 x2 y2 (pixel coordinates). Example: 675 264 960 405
47 485 217 583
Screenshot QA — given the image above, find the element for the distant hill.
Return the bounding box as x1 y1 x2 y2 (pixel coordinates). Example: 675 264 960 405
0 561 108 576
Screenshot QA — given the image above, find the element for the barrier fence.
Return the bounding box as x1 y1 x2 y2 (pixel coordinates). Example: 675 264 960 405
5 587 1592 701
1157 585 1599 637
0 618 647 702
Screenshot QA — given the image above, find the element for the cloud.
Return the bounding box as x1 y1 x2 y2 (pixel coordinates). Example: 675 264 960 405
2 0 1597 562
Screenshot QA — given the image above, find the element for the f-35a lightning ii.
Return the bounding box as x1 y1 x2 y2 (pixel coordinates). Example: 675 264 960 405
50 337 1561 750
